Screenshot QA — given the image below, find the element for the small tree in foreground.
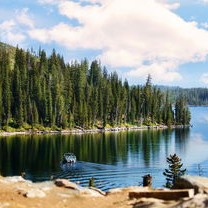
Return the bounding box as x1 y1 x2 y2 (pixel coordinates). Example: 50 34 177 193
89 177 95 187
163 153 186 188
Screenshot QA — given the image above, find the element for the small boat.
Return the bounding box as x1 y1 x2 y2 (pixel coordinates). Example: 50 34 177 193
62 153 77 163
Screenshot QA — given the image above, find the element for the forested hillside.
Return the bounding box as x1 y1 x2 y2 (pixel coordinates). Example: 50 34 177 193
173 88 208 106
159 86 208 106
0 44 191 131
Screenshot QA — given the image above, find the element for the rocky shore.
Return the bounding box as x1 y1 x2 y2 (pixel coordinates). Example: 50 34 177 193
0 175 207 208
0 124 189 137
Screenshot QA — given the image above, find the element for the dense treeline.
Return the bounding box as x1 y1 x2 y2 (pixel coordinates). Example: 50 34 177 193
160 86 208 106
0 45 191 131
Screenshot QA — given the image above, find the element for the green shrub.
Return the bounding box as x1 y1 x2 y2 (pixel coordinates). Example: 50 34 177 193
22 123 32 130
51 125 61 131
32 124 46 131
105 124 112 129
2 126 16 132
8 118 18 128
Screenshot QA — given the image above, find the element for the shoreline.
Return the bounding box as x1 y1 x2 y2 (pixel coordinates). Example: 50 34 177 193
0 124 190 137
0 175 207 208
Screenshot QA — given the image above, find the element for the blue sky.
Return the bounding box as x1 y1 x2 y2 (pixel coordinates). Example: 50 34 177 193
1 0 208 88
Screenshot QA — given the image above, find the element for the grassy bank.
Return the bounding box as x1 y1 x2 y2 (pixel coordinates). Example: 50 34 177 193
0 123 190 137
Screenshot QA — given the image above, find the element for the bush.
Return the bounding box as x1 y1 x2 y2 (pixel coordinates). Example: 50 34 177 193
32 124 46 131
2 126 16 132
51 125 61 131
22 123 32 130
105 124 112 129
8 118 18 128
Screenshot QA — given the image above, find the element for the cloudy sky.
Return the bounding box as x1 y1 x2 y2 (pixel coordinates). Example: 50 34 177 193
1 0 208 87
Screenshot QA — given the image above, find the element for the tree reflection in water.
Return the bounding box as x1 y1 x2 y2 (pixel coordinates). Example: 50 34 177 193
0 129 190 181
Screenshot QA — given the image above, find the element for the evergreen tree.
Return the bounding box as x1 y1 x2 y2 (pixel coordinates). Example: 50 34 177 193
1 51 11 126
0 44 191 130
0 77 2 128
175 96 191 125
12 65 23 127
32 102 39 125
163 153 186 188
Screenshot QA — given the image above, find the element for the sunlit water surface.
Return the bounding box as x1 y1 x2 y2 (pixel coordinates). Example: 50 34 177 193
0 107 208 190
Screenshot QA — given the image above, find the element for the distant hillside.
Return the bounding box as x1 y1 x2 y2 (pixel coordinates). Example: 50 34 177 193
0 42 16 68
0 41 16 52
158 86 208 106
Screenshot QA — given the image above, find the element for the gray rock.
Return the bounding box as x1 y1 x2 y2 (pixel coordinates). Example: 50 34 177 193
173 175 208 194
25 189 46 198
54 179 80 190
1 176 28 183
175 194 208 208
89 186 106 196
80 188 105 197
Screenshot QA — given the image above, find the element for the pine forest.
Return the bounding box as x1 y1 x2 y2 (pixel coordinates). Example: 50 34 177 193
0 44 191 131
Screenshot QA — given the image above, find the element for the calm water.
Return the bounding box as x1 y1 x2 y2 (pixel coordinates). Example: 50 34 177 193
0 107 208 190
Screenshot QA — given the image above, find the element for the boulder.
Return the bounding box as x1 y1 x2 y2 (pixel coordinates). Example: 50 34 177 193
54 179 80 190
24 189 46 198
89 186 106 196
80 188 105 197
0 176 28 183
33 181 54 191
175 194 208 208
173 175 208 194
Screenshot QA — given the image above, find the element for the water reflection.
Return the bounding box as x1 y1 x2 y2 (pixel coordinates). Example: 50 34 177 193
2 107 208 189
175 128 190 154
0 128 192 187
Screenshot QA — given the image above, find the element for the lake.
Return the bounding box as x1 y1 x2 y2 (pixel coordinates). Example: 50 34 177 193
0 107 208 190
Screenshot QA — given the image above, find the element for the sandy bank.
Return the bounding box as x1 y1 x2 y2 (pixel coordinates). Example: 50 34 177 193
0 175 207 208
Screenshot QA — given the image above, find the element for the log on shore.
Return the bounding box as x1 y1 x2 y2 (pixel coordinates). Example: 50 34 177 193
129 189 194 201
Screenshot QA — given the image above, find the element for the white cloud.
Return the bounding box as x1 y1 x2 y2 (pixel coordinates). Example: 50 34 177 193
37 0 60 4
0 8 34 45
0 20 25 44
200 73 208 84
6 32 25 44
157 0 180 10
16 8 34 28
166 2 180 10
200 0 208 3
28 0 208 83
126 61 182 83
201 22 208 29
0 20 15 31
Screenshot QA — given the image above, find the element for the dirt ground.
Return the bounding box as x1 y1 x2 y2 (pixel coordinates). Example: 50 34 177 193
0 182 132 208
0 177 178 208
1 176 208 208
